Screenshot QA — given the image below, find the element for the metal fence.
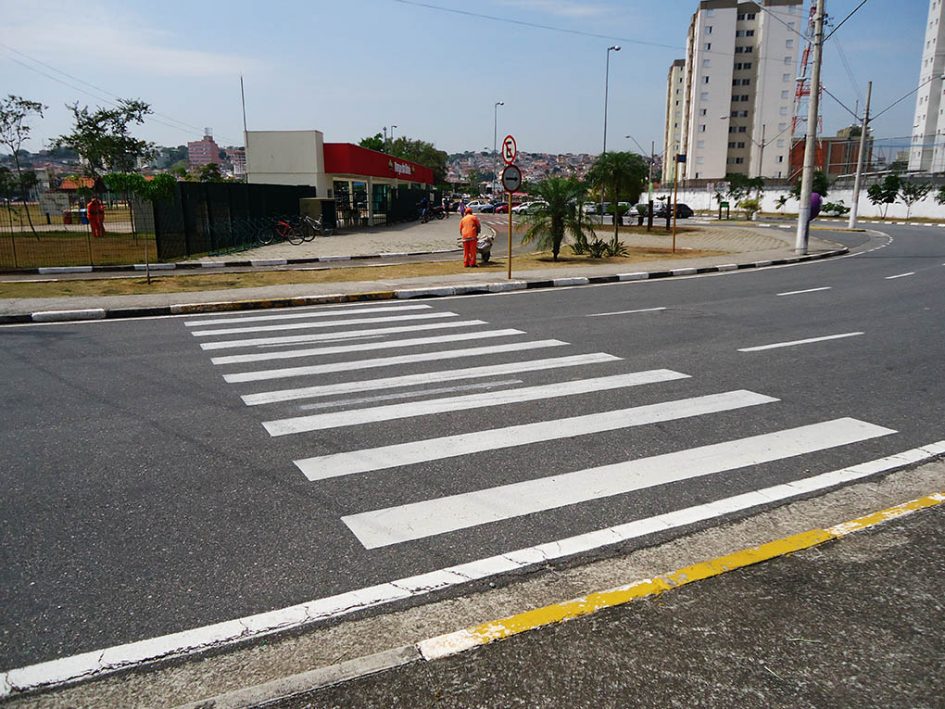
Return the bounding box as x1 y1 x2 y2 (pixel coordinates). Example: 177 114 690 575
0 194 156 270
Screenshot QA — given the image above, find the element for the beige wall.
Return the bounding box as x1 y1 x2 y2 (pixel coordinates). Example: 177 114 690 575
245 130 330 196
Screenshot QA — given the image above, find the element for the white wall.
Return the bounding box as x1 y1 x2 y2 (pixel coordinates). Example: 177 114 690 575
662 184 945 220
245 130 330 196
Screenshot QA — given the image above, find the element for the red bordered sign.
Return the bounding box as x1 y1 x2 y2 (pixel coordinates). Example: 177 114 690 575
502 135 517 165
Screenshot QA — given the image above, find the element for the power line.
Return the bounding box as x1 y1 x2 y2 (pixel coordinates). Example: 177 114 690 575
821 84 860 122
871 73 937 122
824 0 870 42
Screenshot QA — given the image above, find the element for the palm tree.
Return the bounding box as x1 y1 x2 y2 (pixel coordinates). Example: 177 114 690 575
585 151 648 245
521 177 595 261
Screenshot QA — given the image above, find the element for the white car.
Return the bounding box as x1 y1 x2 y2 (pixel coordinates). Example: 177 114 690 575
511 201 533 214
466 200 491 213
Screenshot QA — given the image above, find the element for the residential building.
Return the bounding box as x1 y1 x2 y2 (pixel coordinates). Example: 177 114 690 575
908 0 945 172
224 147 246 176
187 129 222 170
662 60 687 182
788 126 873 178
663 0 803 181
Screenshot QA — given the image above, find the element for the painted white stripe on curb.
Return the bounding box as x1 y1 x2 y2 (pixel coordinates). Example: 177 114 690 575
342 418 895 548
199 320 489 351
295 390 778 481
198 262 226 268
250 259 287 267
4 439 943 698
617 272 649 281
754 260 773 267
395 287 456 299
717 264 738 271
488 281 528 292
133 263 175 271
263 370 689 436
31 309 106 322
671 268 697 276
553 277 589 287
738 332 863 352
37 266 93 274
210 329 526 365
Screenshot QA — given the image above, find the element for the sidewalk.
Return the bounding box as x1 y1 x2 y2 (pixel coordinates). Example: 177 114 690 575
0 221 852 319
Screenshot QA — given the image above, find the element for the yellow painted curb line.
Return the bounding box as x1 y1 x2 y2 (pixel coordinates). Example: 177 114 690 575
419 492 945 660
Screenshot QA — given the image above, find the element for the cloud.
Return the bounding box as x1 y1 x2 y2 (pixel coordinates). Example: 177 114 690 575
0 1 259 78
497 0 612 18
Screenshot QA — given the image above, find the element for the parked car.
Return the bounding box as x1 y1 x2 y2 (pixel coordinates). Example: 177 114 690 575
493 202 509 213
466 200 490 213
512 201 533 214
654 202 694 219
523 201 548 214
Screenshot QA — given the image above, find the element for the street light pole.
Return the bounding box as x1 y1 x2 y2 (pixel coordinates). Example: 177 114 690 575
756 123 766 179
848 81 872 230
493 101 504 197
602 45 620 222
389 125 397 150
795 0 825 255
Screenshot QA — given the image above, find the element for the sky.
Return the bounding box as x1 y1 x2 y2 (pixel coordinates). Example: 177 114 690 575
0 0 929 158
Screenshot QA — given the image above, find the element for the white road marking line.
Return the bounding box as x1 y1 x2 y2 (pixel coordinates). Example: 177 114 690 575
6 439 942 698
885 272 915 280
296 390 778 481
185 304 431 327
738 332 863 352
776 287 832 296
586 307 667 317
199 321 489 351
297 380 523 411
262 370 689 436
343 418 896 548
191 312 457 337
240 348 593 400
210 329 527 365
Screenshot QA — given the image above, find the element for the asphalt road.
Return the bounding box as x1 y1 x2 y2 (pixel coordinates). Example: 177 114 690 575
1 223 943 675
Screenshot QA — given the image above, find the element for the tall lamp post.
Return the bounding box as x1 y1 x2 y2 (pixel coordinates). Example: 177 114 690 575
389 124 397 150
492 101 504 196
601 45 620 222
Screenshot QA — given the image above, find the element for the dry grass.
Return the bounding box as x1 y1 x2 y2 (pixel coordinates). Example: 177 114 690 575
0 247 722 299
0 232 155 269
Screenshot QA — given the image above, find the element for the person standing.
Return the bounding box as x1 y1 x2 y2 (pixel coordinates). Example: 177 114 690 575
86 195 105 238
459 207 481 268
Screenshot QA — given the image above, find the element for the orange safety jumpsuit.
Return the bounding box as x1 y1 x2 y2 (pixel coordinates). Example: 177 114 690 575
459 212 481 267
87 197 106 238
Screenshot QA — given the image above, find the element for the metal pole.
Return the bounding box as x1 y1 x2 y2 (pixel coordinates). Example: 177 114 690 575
848 80 872 230
240 75 248 132
493 102 503 197
507 192 513 280
672 154 679 253
795 0 825 255
602 45 620 223
390 125 397 148
757 123 766 179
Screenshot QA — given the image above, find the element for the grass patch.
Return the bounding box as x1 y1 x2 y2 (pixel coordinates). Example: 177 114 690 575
0 247 722 299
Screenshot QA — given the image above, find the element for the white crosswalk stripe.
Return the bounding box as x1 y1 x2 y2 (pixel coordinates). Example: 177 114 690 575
184 301 903 562
190 311 458 337
228 339 570 385
185 303 432 327
342 418 897 548
199 320 489 350
209 329 527 365
262 370 690 436
294 390 778 481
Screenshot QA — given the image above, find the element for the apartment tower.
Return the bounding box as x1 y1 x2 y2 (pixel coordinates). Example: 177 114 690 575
909 0 945 172
663 0 803 182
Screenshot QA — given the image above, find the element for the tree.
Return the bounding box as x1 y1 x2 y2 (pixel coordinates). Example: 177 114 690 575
388 137 450 184
790 170 830 200
0 95 46 235
197 163 226 182
897 180 932 219
724 173 764 202
359 133 386 152
54 99 154 177
866 174 900 220
521 177 595 261
585 151 648 246
936 185 945 205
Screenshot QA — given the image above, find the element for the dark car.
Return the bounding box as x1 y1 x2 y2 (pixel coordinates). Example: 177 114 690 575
654 202 693 219
478 203 496 213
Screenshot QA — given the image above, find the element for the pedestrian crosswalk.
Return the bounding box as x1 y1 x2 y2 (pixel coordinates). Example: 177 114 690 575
185 300 898 558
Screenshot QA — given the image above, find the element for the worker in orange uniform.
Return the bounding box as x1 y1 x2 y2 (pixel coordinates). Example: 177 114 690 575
459 207 481 267
87 195 106 238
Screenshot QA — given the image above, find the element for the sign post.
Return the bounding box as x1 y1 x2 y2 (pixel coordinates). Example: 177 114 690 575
501 162 522 280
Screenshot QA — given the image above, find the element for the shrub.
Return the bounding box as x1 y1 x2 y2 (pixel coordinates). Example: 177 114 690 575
737 197 761 220
821 200 850 217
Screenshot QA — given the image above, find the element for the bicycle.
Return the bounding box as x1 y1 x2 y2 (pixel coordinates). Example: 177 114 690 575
255 216 305 246
300 214 334 237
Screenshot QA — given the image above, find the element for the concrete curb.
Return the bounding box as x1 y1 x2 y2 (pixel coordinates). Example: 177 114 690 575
2 246 464 277
0 248 848 325
175 491 945 708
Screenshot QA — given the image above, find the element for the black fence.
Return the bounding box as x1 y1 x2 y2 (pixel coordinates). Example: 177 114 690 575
153 182 317 260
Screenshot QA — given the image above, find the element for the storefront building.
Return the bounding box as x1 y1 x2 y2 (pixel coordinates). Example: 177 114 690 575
244 130 434 226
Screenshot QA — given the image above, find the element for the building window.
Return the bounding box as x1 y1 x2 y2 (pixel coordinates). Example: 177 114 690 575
700 124 706 132
781 90 789 99
706 25 713 34
739 126 747 133
746 29 755 37
777 155 784 163
744 62 752 69
779 122 787 131
786 39 794 48
740 110 749 117
702 59 711 67
780 106 789 116
700 91 710 101
704 75 710 84
704 42 712 50
744 46 753 53
783 73 791 82
729 126 737 134
700 108 707 116
731 110 739 117
734 157 745 164
741 79 751 86
735 46 745 53
737 141 746 148
784 56 792 64
697 140 706 148
729 142 736 149
741 94 749 101
777 139 785 148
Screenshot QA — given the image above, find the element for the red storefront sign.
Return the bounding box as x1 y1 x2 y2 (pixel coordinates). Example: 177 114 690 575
323 143 434 185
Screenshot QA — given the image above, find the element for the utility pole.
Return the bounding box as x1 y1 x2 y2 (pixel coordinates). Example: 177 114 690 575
756 123 766 179
795 0 825 255
492 102 504 196
848 80 872 230
383 126 388 149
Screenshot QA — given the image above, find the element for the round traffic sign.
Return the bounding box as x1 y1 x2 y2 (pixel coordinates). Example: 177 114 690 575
502 135 517 165
501 164 522 192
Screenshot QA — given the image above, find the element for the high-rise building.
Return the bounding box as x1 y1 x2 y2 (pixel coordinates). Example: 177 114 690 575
662 60 687 182
909 0 945 172
662 0 803 182
187 128 222 170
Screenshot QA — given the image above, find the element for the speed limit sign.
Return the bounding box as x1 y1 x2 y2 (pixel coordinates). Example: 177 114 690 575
501 164 522 192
